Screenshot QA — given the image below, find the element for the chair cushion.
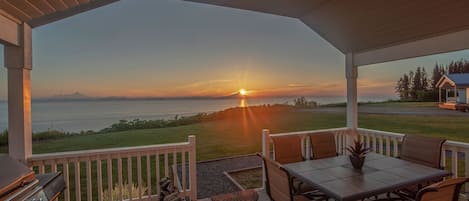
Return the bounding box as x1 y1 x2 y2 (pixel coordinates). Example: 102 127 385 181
272 135 304 164
400 134 446 169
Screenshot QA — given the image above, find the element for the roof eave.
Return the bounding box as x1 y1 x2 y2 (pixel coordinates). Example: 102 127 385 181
28 0 119 28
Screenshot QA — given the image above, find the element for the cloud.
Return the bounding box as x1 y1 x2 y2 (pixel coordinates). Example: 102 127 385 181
287 83 308 88
173 79 236 96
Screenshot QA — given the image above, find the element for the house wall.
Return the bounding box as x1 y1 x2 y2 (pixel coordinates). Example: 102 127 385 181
458 88 467 103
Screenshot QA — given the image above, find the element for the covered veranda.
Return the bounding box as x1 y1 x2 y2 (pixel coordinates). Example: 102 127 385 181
2 0 469 200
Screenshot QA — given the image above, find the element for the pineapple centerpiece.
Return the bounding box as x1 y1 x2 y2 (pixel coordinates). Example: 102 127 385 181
346 140 370 170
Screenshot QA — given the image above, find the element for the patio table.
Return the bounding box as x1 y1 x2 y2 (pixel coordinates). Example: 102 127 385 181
283 153 451 201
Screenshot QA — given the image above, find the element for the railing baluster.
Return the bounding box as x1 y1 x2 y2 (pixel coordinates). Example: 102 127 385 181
305 136 311 160
189 136 197 200
107 158 113 201
393 137 398 157
334 134 339 154
51 161 57 172
156 154 161 197
385 136 391 156
39 163 45 174
146 154 152 200
127 156 133 201
340 133 345 154
97 158 103 201
465 150 469 193
366 133 371 150
452 148 458 178
164 152 169 177
441 146 447 169
74 160 81 201
86 160 92 201
372 134 377 153
117 157 123 201
137 154 143 200
172 151 177 186
379 136 384 154
182 151 187 195
64 162 70 201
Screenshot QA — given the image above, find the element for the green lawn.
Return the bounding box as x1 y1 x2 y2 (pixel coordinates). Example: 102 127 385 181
28 108 469 161
32 110 346 161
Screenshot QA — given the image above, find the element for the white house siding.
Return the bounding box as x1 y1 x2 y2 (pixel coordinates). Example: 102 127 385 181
458 88 467 103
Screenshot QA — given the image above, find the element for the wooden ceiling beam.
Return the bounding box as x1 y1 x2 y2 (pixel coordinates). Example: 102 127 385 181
28 0 118 27
0 0 32 21
27 0 56 14
62 0 79 8
77 0 91 4
46 0 69 11
0 11 20 46
5 0 44 18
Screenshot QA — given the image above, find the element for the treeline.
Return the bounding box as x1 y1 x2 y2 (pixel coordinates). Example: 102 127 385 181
395 59 469 101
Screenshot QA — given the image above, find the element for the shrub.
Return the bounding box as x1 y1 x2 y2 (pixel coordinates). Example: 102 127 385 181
293 97 318 108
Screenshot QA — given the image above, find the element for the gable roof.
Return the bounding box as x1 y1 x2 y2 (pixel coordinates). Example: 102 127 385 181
187 0 469 54
447 74 469 86
437 73 469 88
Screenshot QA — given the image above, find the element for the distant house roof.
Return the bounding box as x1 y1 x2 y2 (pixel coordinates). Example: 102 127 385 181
437 73 469 88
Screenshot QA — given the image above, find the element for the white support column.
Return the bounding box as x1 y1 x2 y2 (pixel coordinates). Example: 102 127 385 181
346 53 358 146
4 23 32 164
261 129 270 189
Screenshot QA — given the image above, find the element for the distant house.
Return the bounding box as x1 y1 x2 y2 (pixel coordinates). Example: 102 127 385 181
436 73 469 111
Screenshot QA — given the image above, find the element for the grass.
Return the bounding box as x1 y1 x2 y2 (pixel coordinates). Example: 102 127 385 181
14 105 467 160
30 109 346 161
359 114 469 142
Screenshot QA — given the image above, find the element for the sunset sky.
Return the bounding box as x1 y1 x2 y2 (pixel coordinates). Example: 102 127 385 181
1 0 468 100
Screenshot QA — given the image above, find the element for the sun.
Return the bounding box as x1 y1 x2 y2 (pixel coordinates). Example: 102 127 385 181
239 88 248 96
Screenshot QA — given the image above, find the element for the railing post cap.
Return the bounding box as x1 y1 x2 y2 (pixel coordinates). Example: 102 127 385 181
262 129 270 133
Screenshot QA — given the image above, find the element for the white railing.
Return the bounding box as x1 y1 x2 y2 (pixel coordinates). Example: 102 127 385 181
28 136 197 201
358 128 469 184
262 128 469 193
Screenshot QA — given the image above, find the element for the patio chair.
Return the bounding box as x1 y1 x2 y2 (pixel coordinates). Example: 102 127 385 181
309 132 337 160
271 136 315 194
400 134 446 169
257 153 317 201
395 134 446 199
271 135 304 164
415 177 468 201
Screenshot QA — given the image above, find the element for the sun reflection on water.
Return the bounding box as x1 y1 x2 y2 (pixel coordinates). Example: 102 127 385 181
240 98 247 107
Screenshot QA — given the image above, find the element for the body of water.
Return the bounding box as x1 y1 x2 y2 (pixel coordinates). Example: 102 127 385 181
0 96 394 132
